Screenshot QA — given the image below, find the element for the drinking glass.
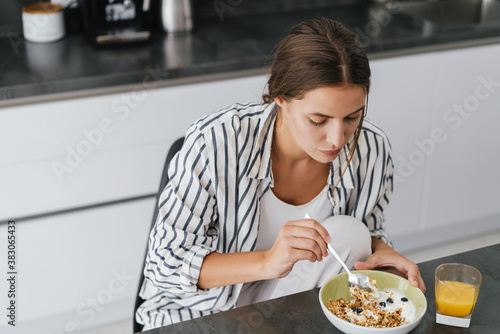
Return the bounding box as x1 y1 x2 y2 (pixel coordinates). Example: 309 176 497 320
435 263 482 328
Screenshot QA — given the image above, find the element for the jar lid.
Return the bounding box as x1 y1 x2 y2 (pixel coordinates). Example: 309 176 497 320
22 3 63 14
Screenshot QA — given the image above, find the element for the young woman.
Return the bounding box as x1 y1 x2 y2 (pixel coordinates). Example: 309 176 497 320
136 17 425 330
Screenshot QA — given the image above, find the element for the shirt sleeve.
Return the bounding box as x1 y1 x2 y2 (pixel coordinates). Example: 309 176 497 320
350 128 394 247
143 126 219 294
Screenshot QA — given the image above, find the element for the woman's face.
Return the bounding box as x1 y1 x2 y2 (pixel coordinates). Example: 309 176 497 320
275 85 366 163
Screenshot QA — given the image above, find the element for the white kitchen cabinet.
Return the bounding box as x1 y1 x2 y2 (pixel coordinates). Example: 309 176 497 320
369 44 500 252
0 197 155 332
423 43 500 230
0 74 268 221
369 52 439 241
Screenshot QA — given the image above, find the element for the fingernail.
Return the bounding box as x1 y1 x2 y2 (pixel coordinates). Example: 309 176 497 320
327 235 332 243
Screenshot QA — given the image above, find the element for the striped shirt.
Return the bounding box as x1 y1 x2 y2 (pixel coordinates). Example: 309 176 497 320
136 102 394 328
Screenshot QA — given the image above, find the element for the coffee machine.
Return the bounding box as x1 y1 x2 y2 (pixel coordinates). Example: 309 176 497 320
78 0 153 46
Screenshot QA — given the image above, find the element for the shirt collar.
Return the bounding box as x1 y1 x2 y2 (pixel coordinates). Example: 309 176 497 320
247 102 355 190
246 102 278 180
328 145 355 190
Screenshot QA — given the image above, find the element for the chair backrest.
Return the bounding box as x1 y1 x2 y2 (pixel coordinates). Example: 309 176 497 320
133 137 184 333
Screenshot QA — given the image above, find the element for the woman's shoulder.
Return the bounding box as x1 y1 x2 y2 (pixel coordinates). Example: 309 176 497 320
353 118 393 164
361 118 389 138
180 102 275 175
190 102 269 134
360 118 392 149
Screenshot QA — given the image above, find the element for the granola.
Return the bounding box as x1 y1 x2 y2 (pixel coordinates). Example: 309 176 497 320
327 278 415 328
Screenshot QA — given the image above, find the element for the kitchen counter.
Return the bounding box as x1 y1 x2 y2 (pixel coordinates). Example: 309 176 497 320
1 2 500 107
143 243 500 333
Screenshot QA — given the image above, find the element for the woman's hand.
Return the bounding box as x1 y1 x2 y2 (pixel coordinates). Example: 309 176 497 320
263 218 331 279
353 238 426 293
199 218 331 289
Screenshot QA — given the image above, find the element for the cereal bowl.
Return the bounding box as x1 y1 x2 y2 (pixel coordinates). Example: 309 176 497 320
319 270 427 334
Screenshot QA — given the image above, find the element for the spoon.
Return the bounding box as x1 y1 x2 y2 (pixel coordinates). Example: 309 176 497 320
304 213 372 290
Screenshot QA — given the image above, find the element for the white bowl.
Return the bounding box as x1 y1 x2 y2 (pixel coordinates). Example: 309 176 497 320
319 270 427 334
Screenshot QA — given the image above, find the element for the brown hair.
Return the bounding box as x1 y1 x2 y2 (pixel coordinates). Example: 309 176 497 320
263 18 370 103
264 18 370 187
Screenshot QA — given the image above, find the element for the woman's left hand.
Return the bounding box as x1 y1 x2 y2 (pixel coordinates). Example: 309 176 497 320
353 238 426 293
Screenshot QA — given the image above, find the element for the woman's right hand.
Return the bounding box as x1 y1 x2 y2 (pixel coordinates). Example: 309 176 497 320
198 218 331 289
262 218 332 279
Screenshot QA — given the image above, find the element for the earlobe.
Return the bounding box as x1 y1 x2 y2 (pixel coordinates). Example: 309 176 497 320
274 96 286 109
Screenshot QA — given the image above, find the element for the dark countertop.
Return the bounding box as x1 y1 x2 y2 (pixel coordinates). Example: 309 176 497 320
1 2 500 107
142 243 500 333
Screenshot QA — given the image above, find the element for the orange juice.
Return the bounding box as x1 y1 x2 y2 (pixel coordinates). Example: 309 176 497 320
436 280 476 317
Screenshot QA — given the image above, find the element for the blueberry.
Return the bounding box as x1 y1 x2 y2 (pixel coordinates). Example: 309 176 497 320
386 298 394 304
401 297 408 302
347 319 352 323
356 308 363 314
351 307 357 312
379 301 386 307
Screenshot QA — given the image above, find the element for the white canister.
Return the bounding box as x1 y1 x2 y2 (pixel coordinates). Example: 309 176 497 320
22 2 65 43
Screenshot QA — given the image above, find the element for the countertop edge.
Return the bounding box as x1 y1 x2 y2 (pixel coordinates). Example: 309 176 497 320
367 35 500 60
0 68 268 109
2 35 500 109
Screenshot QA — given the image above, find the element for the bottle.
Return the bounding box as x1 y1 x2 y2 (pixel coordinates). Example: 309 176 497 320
161 0 193 35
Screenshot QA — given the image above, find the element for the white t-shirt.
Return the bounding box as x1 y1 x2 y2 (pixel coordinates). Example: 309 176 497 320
237 185 334 307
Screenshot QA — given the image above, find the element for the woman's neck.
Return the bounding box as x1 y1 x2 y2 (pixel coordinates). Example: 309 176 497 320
270 112 330 205
272 109 314 165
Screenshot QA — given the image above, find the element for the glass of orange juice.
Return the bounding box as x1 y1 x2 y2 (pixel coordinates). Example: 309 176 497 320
435 263 482 328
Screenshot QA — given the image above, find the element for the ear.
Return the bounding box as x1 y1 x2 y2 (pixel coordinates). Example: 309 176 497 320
274 95 286 109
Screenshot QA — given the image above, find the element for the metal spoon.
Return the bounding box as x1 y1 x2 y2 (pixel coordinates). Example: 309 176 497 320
304 213 372 290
